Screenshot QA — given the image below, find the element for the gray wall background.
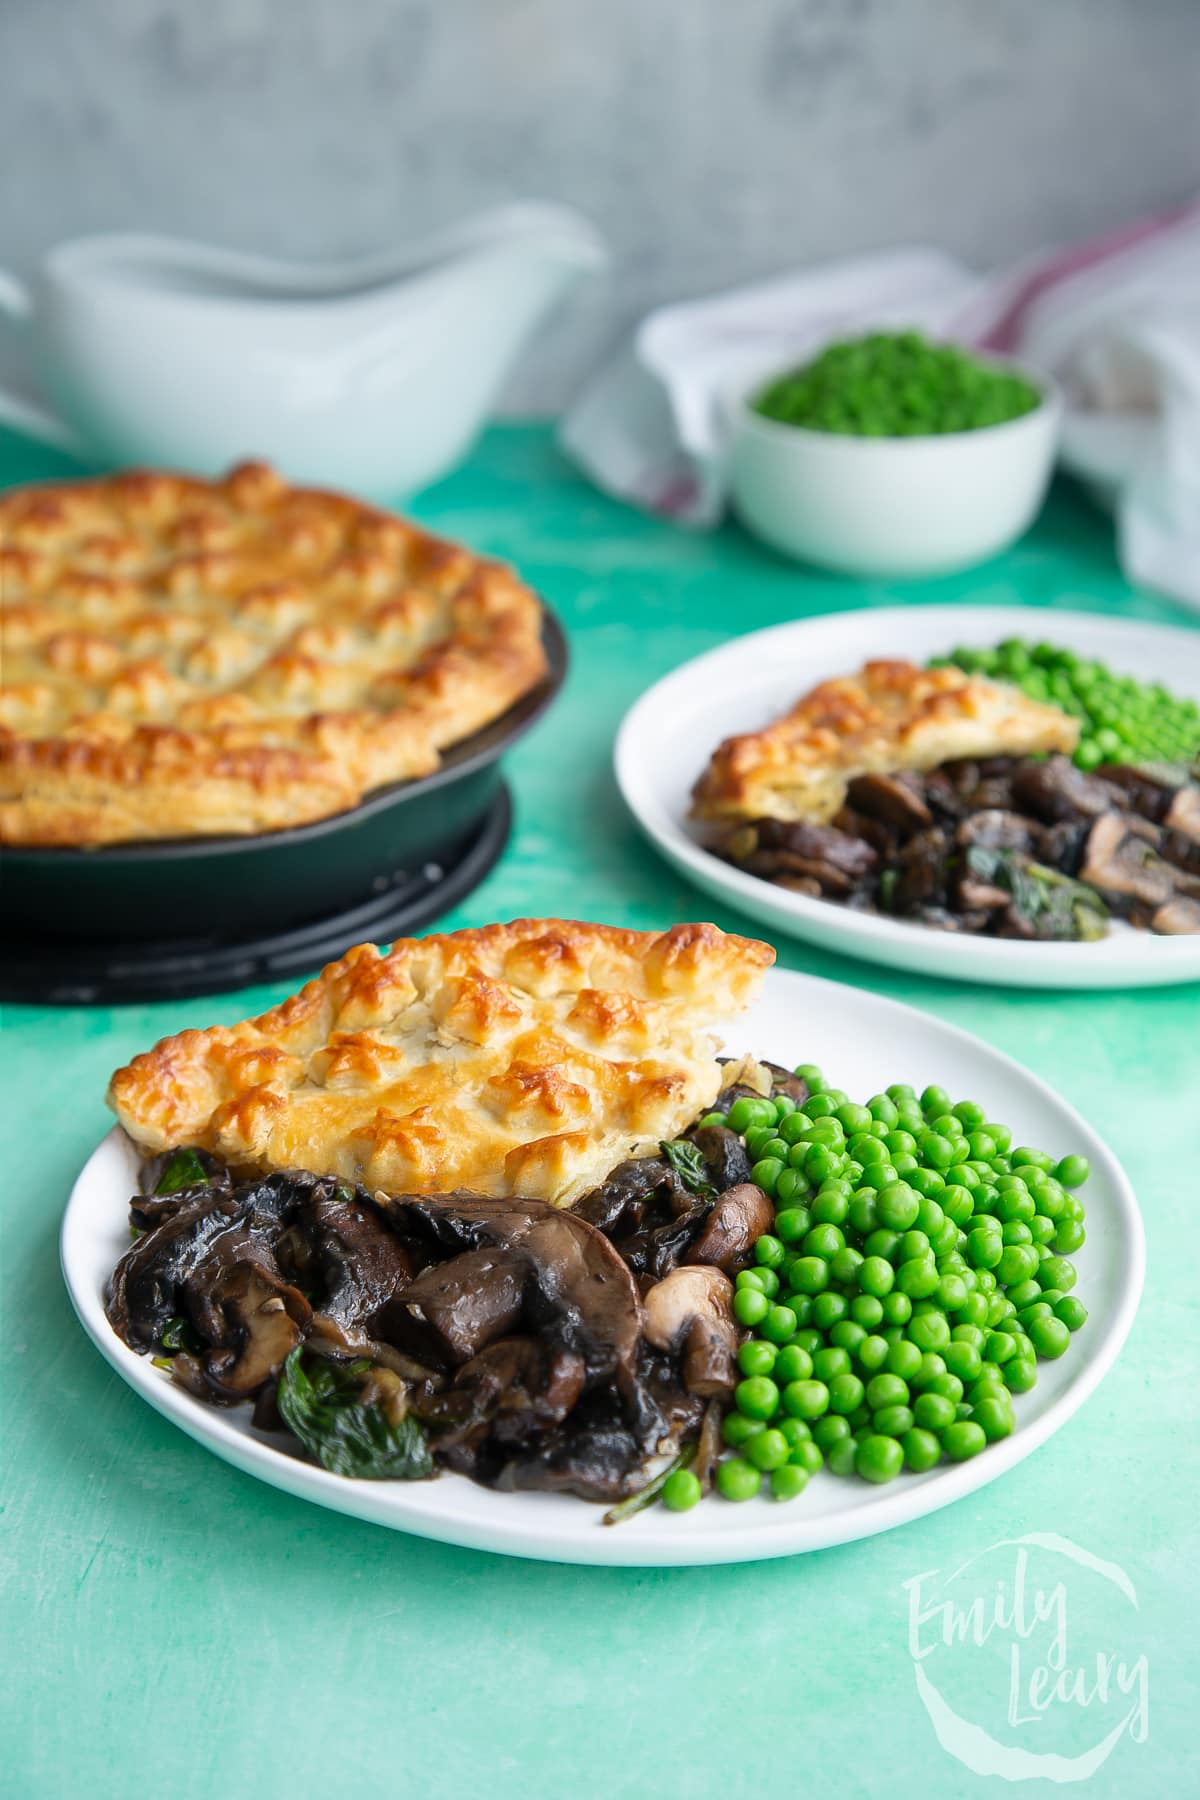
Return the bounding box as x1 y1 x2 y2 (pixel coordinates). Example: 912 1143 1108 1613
1 0 1197 410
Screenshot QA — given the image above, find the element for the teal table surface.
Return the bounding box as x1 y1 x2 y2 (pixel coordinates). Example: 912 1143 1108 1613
2 424 1196 1799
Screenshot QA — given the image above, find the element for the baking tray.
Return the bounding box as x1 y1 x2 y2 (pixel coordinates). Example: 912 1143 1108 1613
1 608 565 941
1 783 512 1005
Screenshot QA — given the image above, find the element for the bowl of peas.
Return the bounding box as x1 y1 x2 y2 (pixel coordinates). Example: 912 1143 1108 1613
727 330 1060 577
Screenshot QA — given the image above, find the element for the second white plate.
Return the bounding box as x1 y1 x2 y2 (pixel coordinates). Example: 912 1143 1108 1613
615 604 1200 988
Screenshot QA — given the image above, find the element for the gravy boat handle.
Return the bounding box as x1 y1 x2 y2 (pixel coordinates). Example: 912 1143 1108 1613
0 269 89 456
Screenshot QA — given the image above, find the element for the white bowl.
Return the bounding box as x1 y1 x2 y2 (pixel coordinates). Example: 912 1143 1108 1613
727 359 1061 577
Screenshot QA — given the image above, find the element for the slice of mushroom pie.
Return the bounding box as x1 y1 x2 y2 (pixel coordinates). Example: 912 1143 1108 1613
108 919 775 1206
692 658 1078 829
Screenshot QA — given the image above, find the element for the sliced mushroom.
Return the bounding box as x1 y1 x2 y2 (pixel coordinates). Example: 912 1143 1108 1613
642 1266 738 1397
1150 895 1200 934
374 1192 644 1384
383 1247 528 1366
1011 756 1118 824
687 1124 753 1192
200 1261 312 1398
685 1183 775 1273
572 1156 690 1235
1079 812 1179 910
957 809 1035 853
1164 785 1200 843
846 771 933 832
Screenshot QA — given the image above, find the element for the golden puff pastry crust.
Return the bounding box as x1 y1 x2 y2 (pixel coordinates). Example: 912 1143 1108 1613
0 462 548 845
691 659 1078 827
107 918 775 1207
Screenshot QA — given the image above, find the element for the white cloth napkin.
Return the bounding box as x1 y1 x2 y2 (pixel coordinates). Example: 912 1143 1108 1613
560 204 1200 612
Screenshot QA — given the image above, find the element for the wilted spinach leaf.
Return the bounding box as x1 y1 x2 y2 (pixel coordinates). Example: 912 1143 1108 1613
965 846 1108 942
659 1138 713 1195
154 1148 211 1195
277 1349 433 1481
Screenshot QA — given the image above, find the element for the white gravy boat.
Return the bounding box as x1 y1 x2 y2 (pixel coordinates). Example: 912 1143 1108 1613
0 203 606 496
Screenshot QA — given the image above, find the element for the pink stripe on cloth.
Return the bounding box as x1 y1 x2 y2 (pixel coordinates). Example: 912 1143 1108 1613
979 201 1200 352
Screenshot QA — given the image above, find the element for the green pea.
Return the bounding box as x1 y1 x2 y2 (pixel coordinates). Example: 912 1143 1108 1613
1038 1255 1077 1293
773 1206 810 1244
772 1344 814 1385
1028 1315 1072 1360
750 1157 786 1196
1055 1296 1088 1332
761 1303 799 1344
782 1379 830 1420
827 1436 859 1478
907 1311 950 1353
812 1346 852 1383
746 1428 791 1472
735 1376 780 1421
885 1338 923 1381
863 1228 902 1262
728 1096 776 1134
1003 1358 1038 1394
941 1420 988 1462
913 1392 955 1432
873 1404 915 1437
791 1439 825 1475
943 1340 983 1382
881 1291 913 1326
788 1255 830 1296
857 1334 890 1373
737 1340 777 1378
896 1256 939 1299
661 1468 703 1511
733 1287 770 1328
1055 1154 1090 1189
858 1254 895 1298
902 1427 942 1472
865 1372 908 1411
812 1290 851 1330
853 1434 904 1483
717 1457 762 1501
829 1246 865 1286
1054 1218 1086 1255
812 1413 851 1449
770 1463 810 1501
971 1397 1014 1443
851 1294 885 1329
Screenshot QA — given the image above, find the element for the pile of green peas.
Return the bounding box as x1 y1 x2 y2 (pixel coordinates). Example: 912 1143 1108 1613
935 638 1200 771
681 1067 1089 1507
752 332 1043 439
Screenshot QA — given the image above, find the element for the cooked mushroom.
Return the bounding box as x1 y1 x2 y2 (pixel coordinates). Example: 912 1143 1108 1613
572 1156 691 1235
1079 812 1180 910
384 1247 528 1365
687 1124 753 1191
685 1182 775 1273
1011 756 1118 823
1150 895 1200 934
374 1192 644 1385
957 809 1036 853
198 1260 312 1398
1164 785 1200 843
846 771 933 831
642 1265 738 1397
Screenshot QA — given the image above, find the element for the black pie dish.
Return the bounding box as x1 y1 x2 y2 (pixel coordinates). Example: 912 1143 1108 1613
1 607 566 942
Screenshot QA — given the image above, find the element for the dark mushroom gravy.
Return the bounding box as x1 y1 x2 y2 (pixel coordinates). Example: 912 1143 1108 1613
716 756 1200 939
105 1064 801 1505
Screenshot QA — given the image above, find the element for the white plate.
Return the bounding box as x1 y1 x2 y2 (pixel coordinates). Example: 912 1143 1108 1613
61 969 1143 1566
615 605 1200 988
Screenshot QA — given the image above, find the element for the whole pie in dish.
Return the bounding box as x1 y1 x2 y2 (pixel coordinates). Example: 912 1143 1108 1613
109 917 775 1207
0 461 548 846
